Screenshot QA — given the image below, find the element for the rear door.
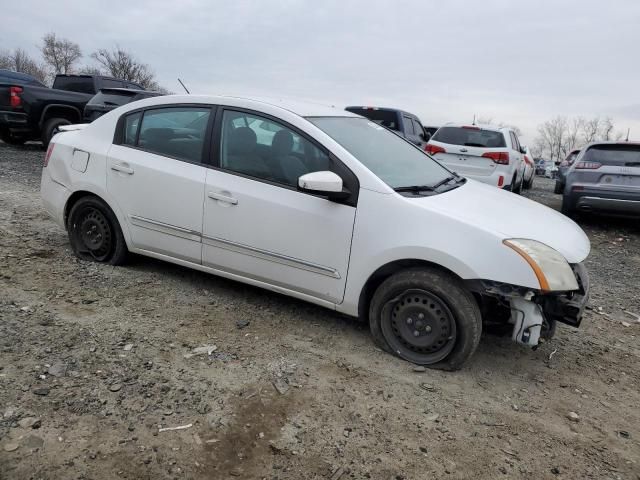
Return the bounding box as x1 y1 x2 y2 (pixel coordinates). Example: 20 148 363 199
107 105 214 263
428 126 506 177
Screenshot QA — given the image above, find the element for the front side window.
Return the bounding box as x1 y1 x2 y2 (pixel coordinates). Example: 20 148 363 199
412 119 424 138
132 107 211 163
309 117 452 189
219 110 330 187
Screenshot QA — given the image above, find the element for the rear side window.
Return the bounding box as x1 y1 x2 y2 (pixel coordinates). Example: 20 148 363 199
89 91 135 107
582 144 640 166
412 119 424 137
432 127 506 148
134 107 211 163
53 76 95 94
101 79 124 89
346 108 399 131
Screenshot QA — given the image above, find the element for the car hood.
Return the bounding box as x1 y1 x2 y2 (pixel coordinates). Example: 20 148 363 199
410 179 591 263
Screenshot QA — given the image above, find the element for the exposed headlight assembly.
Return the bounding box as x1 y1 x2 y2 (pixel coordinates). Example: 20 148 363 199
503 239 578 292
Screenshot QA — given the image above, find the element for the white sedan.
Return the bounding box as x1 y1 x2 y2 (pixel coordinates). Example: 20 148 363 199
41 95 590 370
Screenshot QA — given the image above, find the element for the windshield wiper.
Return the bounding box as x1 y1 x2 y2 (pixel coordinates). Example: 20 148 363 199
430 175 458 189
394 185 436 193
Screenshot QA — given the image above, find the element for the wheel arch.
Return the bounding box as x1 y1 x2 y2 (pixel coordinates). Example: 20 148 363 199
356 259 468 320
39 104 82 128
63 188 132 248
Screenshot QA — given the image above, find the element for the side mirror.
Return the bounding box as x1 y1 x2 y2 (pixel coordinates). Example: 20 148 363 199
298 171 349 199
554 161 561 166
520 147 527 154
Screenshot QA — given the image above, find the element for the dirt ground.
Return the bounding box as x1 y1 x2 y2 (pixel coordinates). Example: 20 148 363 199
1 141 639 480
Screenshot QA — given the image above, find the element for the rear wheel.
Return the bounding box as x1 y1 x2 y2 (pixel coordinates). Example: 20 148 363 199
67 196 128 265
560 196 577 219
524 172 534 189
512 173 524 194
369 267 482 370
554 181 564 194
41 117 72 147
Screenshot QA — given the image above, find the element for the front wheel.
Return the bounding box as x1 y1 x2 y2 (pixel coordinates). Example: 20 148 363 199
67 196 128 265
369 267 482 370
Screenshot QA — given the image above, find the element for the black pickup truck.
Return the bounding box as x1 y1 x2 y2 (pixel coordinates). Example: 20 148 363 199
0 74 143 146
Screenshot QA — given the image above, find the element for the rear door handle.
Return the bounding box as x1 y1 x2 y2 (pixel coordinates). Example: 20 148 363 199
208 191 238 205
111 163 134 175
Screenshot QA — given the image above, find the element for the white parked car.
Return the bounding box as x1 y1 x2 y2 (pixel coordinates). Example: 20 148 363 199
426 124 527 193
41 95 590 370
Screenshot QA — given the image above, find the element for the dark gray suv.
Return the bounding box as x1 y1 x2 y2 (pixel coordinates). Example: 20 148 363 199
562 142 640 217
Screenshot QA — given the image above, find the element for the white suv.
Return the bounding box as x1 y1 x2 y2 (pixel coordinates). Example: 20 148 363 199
426 124 526 193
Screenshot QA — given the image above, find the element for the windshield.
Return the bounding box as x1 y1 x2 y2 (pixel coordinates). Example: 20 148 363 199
432 126 506 148
308 117 452 189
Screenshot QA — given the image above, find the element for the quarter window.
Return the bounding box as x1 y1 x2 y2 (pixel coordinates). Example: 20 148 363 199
123 112 142 146
131 107 211 163
219 110 331 187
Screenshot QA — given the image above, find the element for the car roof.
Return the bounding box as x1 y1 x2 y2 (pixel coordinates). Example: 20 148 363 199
345 106 420 118
583 140 640 148
97 88 158 95
125 94 359 118
0 69 42 84
441 122 506 132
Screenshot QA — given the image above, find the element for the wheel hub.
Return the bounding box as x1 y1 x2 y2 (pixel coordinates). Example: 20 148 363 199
76 208 112 261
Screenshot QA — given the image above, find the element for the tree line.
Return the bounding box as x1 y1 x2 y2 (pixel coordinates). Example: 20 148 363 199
532 116 624 162
0 33 166 91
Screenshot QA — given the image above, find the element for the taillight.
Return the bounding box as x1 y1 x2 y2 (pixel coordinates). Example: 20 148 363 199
9 86 23 108
44 143 55 167
425 143 446 155
575 161 601 170
482 151 510 165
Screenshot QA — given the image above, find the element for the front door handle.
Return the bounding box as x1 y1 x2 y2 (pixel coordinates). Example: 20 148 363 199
111 163 134 175
208 191 238 205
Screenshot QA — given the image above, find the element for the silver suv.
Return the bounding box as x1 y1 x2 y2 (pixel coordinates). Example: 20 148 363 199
562 142 640 217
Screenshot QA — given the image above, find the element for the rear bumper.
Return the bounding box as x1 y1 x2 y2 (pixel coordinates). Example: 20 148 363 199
40 168 70 229
0 110 32 135
564 188 640 215
540 263 590 328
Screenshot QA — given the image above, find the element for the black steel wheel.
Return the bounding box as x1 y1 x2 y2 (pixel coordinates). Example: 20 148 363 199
381 289 457 365
369 267 482 370
67 196 128 265
76 207 113 261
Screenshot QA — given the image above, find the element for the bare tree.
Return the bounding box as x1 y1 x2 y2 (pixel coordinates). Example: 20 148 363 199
40 33 82 75
536 116 567 162
77 65 104 76
580 117 601 143
90 47 159 89
0 48 49 84
561 117 583 158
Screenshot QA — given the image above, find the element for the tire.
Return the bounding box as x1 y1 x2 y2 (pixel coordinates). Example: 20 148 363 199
553 181 564 194
41 117 72 147
67 196 128 265
524 172 534 190
369 267 482 371
513 173 524 194
560 196 576 219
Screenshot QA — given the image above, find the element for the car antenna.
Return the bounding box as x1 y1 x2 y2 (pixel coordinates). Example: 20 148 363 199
472 114 477 126
177 78 190 94
626 127 630 142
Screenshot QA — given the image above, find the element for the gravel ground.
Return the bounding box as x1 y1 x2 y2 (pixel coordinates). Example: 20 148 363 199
1 141 639 480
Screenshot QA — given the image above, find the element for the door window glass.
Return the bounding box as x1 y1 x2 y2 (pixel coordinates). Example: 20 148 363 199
219 110 331 187
136 107 210 162
123 112 142 146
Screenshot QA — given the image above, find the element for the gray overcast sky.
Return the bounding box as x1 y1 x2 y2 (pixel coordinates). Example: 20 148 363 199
3 0 640 142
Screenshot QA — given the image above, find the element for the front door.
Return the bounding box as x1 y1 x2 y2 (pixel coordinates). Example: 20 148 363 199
107 105 213 263
202 109 357 303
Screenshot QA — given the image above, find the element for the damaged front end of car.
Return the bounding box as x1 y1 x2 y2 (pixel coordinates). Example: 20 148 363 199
470 263 590 347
